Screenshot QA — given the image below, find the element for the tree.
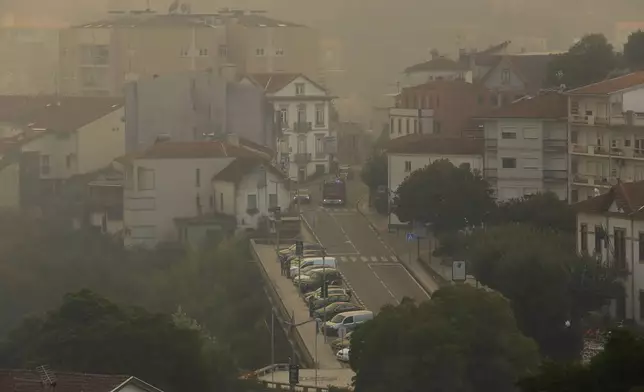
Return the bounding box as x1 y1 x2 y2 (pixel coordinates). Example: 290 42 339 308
519 329 644 392
0 290 239 392
465 224 623 360
625 30 644 70
488 192 576 233
393 160 494 233
546 33 616 89
350 286 540 392
360 151 387 191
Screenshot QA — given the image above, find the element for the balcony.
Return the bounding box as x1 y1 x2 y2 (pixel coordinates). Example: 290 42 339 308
571 173 611 188
293 153 311 165
543 170 567 181
570 144 644 160
292 121 312 133
570 114 609 126
484 168 497 178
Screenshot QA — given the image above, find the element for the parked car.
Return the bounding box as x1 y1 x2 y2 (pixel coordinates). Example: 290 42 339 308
331 331 354 351
289 257 336 277
279 242 323 260
323 310 374 336
295 269 343 293
293 189 311 204
336 348 350 362
304 286 346 302
313 302 364 320
293 264 335 277
308 294 352 314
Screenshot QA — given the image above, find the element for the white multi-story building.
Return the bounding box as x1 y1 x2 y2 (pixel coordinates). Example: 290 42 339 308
567 71 644 202
480 92 569 200
575 180 644 324
241 73 334 181
385 134 483 226
120 137 288 248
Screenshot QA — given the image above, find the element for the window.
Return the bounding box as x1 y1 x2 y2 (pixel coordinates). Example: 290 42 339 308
501 157 517 169
404 161 412 172
315 104 325 127
220 192 224 211
580 224 588 254
279 107 288 127
198 48 208 56
390 118 394 134
218 44 228 58
571 189 579 203
297 104 307 123
137 167 155 190
295 83 305 95
639 233 644 262
255 48 265 56
501 68 511 83
406 118 410 134
571 130 578 144
571 100 580 115
523 158 538 169
626 139 632 147
196 168 201 187
275 48 284 56
40 154 50 175
398 118 402 134
247 194 258 210
614 228 626 270
413 119 418 134
501 131 517 139
523 128 538 139
269 194 278 208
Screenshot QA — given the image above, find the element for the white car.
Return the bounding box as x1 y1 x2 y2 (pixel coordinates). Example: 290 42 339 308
336 348 350 362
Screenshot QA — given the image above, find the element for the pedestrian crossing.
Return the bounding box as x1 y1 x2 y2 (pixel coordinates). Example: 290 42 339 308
332 255 400 264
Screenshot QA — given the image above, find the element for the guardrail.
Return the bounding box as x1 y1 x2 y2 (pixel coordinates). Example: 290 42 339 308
250 239 315 368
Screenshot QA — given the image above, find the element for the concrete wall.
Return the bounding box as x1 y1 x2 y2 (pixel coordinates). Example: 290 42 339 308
213 180 236 216
0 162 19 209
235 169 290 229
77 108 125 174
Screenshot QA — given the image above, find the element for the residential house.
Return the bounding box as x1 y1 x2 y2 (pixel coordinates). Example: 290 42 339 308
402 51 472 88
241 73 335 181
0 368 164 392
385 134 484 226
59 10 320 96
567 71 644 202
574 181 644 324
120 137 284 248
0 96 125 210
391 80 496 139
124 70 274 151
478 92 569 200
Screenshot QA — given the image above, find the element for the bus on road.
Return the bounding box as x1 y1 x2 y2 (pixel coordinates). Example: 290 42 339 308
322 178 347 206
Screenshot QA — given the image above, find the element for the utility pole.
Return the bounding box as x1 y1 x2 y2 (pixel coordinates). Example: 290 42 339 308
271 312 275 382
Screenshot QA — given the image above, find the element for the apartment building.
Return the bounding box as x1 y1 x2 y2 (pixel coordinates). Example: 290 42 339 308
385 134 483 226
58 11 320 96
575 181 644 324
479 92 569 200
567 71 644 202
390 80 496 139
241 73 334 181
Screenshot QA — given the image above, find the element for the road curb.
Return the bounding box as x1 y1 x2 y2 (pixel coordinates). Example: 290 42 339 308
300 212 366 308
354 196 448 292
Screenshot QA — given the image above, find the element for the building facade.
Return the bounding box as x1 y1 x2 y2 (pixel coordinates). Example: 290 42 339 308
241 73 334 181
567 71 644 202
480 92 569 200
402 52 472 88
385 134 484 226
388 108 434 140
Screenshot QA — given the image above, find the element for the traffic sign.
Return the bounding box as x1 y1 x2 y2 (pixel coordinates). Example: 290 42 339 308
288 364 299 385
406 232 416 242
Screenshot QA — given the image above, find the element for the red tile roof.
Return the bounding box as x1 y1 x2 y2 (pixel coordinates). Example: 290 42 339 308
212 156 286 182
0 96 123 132
477 92 567 119
0 369 129 392
574 180 644 218
246 73 327 94
237 137 275 159
404 56 469 73
385 134 483 155
122 140 265 161
567 71 644 95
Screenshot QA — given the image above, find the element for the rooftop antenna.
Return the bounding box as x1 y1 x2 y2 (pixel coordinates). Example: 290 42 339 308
36 365 57 389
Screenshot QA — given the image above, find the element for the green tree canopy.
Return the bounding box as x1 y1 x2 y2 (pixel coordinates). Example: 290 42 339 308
0 290 238 392
488 192 576 233
546 33 616 89
465 224 623 360
360 151 388 191
392 160 494 232
350 286 540 392
519 329 644 392
625 30 644 70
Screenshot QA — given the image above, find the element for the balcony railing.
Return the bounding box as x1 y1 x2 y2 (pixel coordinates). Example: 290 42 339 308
292 121 312 133
572 173 611 187
293 153 311 165
570 144 644 159
543 170 567 181
570 114 608 126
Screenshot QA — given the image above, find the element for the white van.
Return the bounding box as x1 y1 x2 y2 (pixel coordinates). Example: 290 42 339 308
289 257 336 277
323 310 373 336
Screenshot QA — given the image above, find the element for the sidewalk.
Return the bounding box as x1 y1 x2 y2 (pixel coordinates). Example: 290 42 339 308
356 198 478 289
253 243 344 370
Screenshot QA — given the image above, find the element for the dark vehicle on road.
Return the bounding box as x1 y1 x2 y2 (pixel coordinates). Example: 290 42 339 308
322 178 347 206
295 269 343 293
313 302 364 320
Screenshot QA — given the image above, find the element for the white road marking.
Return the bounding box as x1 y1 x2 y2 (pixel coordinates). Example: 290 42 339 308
370 256 378 262
350 256 357 262
367 264 399 304
361 256 369 262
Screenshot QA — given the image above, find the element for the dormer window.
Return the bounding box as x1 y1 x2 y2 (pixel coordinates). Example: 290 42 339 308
295 83 305 95
501 69 511 83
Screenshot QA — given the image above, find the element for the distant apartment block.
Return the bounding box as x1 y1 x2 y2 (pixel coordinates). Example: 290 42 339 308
479 92 569 200
567 71 644 202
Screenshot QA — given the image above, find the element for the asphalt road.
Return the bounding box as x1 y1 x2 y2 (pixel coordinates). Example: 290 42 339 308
299 175 430 313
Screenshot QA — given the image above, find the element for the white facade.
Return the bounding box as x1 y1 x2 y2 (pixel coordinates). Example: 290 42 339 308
569 85 644 202
388 108 434 140
387 152 483 225
484 119 568 200
577 206 644 324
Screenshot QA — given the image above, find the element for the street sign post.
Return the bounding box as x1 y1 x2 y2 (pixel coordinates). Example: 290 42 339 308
288 364 299 385
452 261 467 282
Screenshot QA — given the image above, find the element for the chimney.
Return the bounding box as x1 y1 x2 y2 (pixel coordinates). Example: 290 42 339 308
226 133 239 146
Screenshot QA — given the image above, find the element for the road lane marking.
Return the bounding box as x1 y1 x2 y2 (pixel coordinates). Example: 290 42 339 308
370 256 378 262
370 263 400 266
350 256 357 262
380 256 388 262
361 256 368 262
326 211 360 254
367 264 399 304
